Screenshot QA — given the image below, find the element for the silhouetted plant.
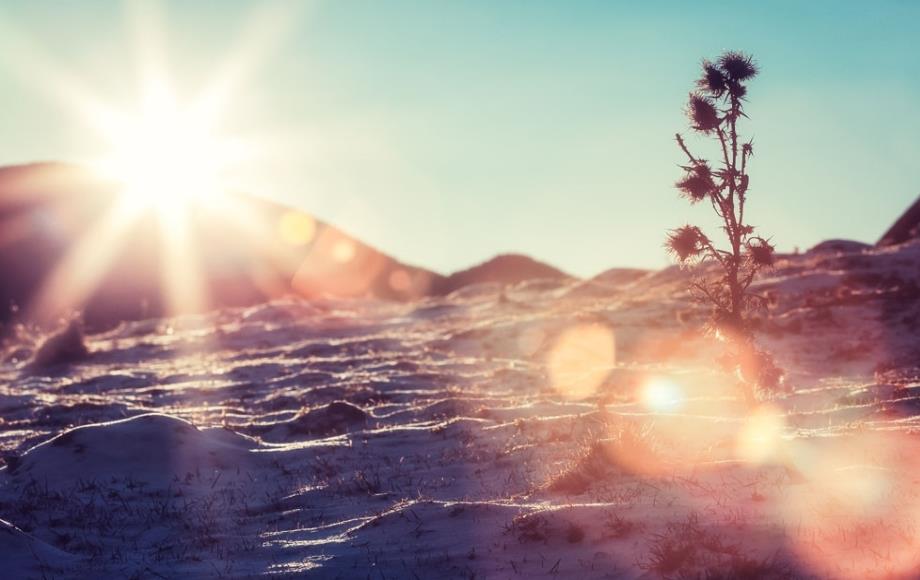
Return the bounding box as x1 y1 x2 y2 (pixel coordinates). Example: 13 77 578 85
666 51 782 404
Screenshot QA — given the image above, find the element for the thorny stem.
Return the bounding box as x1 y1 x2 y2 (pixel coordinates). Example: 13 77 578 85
679 86 760 329
739 139 752 227
671 55 780 405
675 133 697 164
691 280 727 311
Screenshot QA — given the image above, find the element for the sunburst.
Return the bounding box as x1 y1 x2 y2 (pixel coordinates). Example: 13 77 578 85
91 89 244 212
0 0 300 322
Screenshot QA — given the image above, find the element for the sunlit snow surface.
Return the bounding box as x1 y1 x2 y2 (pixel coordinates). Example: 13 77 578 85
3 241 920 578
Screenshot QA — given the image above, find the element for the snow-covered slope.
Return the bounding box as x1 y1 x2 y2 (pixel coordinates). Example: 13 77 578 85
1 239 920 578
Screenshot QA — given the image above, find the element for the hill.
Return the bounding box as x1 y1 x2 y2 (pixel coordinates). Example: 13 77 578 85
0 162 442 330
432 253 573 295
565 267 650 298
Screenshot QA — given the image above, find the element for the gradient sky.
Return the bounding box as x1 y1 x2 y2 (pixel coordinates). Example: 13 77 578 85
1 1 918 277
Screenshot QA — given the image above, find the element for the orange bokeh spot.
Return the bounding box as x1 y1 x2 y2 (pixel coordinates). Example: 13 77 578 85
734 404 785 464
779 431 920 579
388 269 412 292
641 377 684 413
546 322 615 400
332 240 356 263
278 211 316 246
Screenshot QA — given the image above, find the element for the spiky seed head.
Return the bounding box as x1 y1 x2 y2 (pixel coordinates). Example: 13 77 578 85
687 93 720 133
666 225 708 262
728 81 748 100
718 51 758 82
676 163 716 202
698 61 726 96
747 238 775 266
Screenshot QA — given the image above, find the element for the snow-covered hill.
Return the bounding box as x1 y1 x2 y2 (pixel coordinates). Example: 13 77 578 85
1 238 920 578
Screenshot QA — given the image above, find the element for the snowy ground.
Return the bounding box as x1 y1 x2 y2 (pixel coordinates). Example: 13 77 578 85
2 240 920 579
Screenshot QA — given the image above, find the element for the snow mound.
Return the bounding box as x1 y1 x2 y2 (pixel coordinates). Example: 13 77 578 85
0 518 78 579
28 319 90 371
260 401 371 441
7 413 260 491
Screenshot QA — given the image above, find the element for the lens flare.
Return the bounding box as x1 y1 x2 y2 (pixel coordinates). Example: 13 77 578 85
332 240 356 263
546 322 615 400
779 432 920 579
734 405 784 464
641 378 684 413
387 269 412 292
278 211 316 246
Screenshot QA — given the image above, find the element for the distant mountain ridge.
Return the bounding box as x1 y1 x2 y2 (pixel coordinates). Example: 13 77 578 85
0 162 575 331
431 253 573 296
0 162 442 330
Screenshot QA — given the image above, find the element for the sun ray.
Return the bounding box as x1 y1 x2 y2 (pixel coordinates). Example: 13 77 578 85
191 0 303 128
30 196 145 324
125 0 171 94
205 196 307 293
0 11 115 136
0 0 307 328
157 202 209 318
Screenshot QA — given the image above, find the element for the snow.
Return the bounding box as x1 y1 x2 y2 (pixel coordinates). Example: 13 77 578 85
8 413 263 492
1 240 920 578
0 517 78 579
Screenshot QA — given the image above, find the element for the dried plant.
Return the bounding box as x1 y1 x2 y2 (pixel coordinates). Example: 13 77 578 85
666 52 783 403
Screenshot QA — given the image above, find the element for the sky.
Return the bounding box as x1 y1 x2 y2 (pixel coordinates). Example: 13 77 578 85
0 0 918 277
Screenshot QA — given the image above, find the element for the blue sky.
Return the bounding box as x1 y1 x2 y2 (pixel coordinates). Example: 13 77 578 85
1 1 918 276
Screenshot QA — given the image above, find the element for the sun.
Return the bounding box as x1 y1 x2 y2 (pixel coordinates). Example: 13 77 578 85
7 0 298 322
93 93 239 210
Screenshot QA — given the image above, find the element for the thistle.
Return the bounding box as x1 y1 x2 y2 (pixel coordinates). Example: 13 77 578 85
686 94 720 133
675 163 717 202
666 225 708 261
718 51 759 82
667 51 782 404
746 238 776 267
